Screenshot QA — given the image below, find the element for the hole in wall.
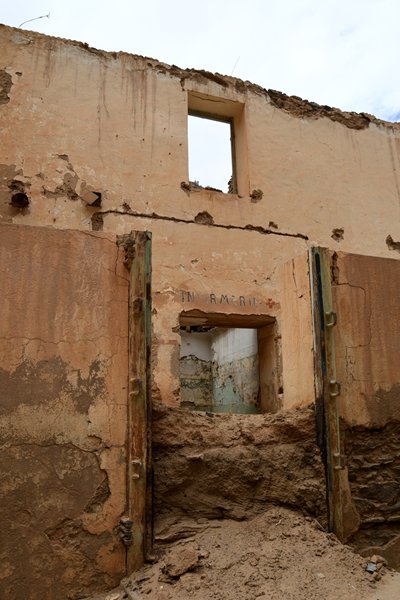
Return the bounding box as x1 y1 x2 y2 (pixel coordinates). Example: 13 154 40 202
91 212 104 231
10 192 30 208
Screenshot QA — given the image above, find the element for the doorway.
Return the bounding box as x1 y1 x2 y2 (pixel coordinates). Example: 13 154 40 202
179 311 280 414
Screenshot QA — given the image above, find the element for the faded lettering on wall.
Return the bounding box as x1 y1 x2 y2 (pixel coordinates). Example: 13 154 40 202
181 290 258 307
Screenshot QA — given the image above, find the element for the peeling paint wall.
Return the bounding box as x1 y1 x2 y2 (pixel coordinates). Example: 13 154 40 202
333 252 400 428
1 20 400 590
0 224 128 599
275 250 400 566
211 328 259 413
180 332 213 410
1 25 400 407
180 329 259 413
279 253 314 410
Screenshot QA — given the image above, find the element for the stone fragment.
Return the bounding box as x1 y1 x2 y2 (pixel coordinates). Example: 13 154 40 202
370 554 387 566
162 543 201 578
366 562 377 573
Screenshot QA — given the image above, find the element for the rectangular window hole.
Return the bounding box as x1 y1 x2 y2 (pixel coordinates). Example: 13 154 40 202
179 316 280 414
188 114 235 194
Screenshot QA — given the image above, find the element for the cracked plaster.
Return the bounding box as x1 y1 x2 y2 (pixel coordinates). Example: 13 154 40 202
0 224 128 599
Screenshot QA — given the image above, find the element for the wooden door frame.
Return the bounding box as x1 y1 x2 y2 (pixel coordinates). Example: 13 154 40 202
118 230 153 572
309 247 345 539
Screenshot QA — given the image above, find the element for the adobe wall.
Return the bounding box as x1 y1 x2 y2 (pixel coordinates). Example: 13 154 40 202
331 252 400 566
0 224 128 599
333 252 400 429
1 24 400 408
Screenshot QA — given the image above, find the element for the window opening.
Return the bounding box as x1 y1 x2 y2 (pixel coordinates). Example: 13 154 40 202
179 319 279 414
188 114 235 194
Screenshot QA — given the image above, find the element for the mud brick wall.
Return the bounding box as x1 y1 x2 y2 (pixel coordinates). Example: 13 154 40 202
152 404 327 524
0 224 128 600
331 252 400 568
345 422 400 568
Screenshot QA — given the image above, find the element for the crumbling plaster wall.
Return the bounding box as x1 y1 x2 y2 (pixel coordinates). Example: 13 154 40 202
0 224 128 599
180 331 213 410
275 250 400 567
331 252 400 564
1 24 400 407
333 252 400 428
211 328 260 413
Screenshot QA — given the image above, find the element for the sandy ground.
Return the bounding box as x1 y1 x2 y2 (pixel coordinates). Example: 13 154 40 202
84 506 400 600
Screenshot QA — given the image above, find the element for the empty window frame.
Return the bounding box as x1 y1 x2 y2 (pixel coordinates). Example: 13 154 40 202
188 113 235 194
187 92 248 196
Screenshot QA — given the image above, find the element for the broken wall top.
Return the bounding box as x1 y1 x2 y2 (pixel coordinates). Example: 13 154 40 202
1 22 399 132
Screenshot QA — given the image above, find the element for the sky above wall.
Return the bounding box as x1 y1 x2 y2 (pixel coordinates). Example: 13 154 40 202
2 0 400 120
2 0 400 189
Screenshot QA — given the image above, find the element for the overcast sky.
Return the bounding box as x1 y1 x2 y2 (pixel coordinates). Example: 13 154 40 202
2 0 400 189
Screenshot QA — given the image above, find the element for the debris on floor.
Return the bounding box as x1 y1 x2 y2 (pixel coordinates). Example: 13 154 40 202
83 506 399 600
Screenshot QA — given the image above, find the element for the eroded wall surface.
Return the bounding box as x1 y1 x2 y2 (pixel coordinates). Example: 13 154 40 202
180 331 213 410
211 328 259 413
1 24 400 406
279 253 315 410
0 224 128 599
152 403 326 525
180 328 260 413
332 252 400 567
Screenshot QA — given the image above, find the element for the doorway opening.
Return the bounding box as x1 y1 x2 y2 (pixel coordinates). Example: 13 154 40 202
179 312 280 414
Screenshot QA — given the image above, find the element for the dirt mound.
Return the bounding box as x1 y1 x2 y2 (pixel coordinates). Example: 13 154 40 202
153 404 327 523
85 507 399 600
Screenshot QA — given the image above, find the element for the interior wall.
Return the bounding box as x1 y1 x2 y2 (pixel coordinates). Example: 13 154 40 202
180 331 213 411
179 328 260 413
211 328 259 413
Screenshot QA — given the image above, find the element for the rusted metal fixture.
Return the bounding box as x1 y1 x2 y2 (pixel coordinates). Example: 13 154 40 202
119 516 134 547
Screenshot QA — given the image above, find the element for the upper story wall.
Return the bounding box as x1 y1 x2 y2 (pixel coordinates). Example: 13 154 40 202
1 24 400 255
1 24 400 406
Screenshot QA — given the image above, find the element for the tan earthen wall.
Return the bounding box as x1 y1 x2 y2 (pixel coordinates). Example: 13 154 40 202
330 252 400 566
1 24 400 407
333 252 400 428
0 224 128 599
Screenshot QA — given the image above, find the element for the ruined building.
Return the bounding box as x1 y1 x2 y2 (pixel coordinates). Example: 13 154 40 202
1 23 400 599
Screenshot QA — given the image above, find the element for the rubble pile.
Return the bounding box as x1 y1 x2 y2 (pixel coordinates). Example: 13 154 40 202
85 506 399 600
